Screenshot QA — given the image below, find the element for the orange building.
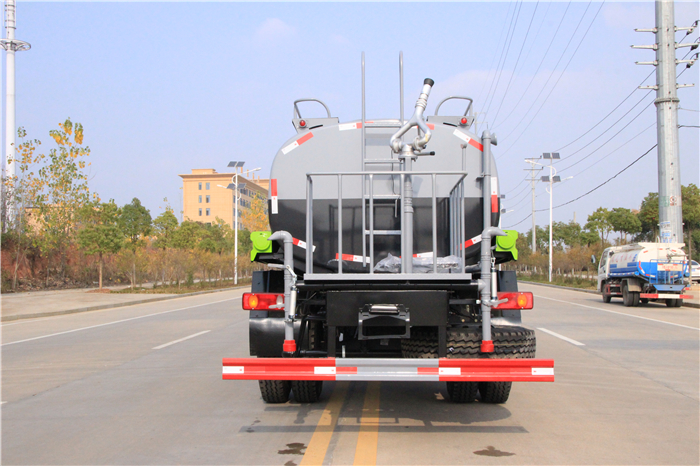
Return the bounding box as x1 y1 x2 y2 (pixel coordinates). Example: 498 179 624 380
178 168 269 230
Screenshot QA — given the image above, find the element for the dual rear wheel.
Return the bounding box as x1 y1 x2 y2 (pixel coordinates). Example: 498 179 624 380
402 326 536 404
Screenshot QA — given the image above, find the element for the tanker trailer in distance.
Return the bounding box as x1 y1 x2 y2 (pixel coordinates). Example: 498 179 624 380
597 242 692 307
223 61 554 404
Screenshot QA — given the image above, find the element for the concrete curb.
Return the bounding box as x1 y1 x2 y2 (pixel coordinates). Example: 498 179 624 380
521 280 700 309
1 285 250 322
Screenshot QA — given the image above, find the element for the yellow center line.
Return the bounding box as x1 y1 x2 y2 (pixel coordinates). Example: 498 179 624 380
300 382 350 466
353 382 381 466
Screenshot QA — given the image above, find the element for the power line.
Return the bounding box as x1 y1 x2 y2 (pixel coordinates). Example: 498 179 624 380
553 70 655 152
491 1 540 127
497 2 570 129
484 0 524 117
497 0 602 158
549 144 657 209
568 121 656 178
557 99 654 173
503 144 656 229
475 1 517 106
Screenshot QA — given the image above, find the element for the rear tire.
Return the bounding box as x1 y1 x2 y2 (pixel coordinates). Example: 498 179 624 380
478 381 512 404
258 380 291 404
291 380 323 403
640 298 649 304
402 326 535 404
602 293 612 303
622 284 639 307
666 299 682 307
446 381 479 403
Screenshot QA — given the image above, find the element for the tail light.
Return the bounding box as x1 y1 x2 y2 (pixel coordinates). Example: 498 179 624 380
492 292 533 310
242 293 284 310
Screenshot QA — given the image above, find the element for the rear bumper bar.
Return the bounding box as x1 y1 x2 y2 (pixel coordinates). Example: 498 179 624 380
222 357 554 382
640 293 692 299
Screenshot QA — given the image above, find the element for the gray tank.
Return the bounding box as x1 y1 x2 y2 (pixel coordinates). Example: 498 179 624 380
268 98 500 274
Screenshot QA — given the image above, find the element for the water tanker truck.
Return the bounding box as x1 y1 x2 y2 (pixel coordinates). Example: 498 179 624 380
223 61 554 404
597 242 692 307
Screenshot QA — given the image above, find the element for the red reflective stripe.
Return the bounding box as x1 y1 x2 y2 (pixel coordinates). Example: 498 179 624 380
297 132 314 145
292 237 300 246
427 123 435 130
469 138 484 151
417 367 439 375
337 367 357 374
271 179 278 197
491 195 498 213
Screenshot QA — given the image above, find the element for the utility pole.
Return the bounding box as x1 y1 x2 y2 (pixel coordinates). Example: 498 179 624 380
1 0 30 227
524 158 542 253
633 1 697 243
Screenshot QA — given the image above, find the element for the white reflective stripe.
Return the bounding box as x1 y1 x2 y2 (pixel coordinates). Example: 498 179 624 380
223 366 244 374
339 122 361 131
532 367 554 376
292 238 317 252
491 176 498 196
271 196 278 214
414 252 434 258
453 129 471 144
282 141 299 154
439 367 461 376
314 367 336 375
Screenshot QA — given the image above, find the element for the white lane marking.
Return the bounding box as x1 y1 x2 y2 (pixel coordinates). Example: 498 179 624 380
2 298 237 347
537 327 585 346
153 330 211 350
535 295 700 331
0 291 248 327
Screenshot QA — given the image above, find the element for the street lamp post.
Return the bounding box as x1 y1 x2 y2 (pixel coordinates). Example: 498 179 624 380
540 153 573 282
224 161 261 285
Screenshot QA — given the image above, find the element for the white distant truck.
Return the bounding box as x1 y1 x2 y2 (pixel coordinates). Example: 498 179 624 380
597 242 692 307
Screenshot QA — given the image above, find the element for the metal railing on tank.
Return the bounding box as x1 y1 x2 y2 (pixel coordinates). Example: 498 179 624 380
305 170 468 276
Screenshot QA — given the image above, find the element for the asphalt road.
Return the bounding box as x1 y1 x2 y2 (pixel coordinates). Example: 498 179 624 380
2 284 698 465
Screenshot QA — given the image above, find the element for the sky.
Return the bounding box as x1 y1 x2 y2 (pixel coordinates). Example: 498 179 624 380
5 0 699 234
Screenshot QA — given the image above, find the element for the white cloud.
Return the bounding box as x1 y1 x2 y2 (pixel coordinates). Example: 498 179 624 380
254 18 296 43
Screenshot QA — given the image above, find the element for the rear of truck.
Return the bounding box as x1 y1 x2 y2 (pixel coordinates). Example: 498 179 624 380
598 243 692 307
223 76 554 404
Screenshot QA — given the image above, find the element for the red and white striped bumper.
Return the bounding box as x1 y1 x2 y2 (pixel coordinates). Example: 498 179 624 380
640 293 692 300
222 358 554 382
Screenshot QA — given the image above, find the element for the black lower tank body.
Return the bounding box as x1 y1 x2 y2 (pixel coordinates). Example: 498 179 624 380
269 197 499 274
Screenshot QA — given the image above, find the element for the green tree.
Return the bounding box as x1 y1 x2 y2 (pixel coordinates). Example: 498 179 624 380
77 200 122 289
637 192 659 241
681 184 700 261
119 197 152 288
153 207 179 250
608 207 641 243
34 119 94 285
1 128 44 290
585 207 613 244
172 220 204 250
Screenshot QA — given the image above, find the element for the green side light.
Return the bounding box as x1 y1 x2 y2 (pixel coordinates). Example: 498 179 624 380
495 230 518 261
250 231 272 261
